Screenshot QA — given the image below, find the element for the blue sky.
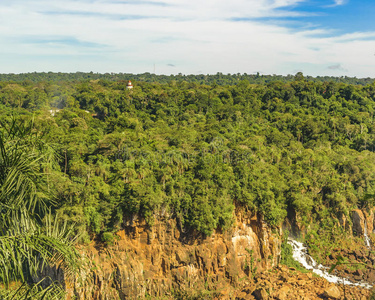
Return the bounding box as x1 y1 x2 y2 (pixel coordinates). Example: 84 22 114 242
278 0 375 34
1 0 375 77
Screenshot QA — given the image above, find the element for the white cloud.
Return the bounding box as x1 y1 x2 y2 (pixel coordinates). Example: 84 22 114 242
0 0 374 77
334 0 345 5
326 0 347 7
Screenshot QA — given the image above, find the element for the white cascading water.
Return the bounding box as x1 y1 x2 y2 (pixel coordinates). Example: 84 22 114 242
364 220 371 249
288 238 372 289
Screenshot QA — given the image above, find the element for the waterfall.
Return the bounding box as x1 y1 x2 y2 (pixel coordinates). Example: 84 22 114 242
364 220 371 249
288 238 372 289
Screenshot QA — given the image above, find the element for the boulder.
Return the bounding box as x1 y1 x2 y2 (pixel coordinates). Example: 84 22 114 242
323 285 341 299
253 288 269 300
366 270 375 283
275 285 290 300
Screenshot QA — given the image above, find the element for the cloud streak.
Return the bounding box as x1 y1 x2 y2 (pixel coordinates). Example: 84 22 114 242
0 0 374 77
328 64 346 71
334 0 346 5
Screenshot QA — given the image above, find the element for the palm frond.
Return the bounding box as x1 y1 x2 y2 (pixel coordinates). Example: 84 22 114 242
0 279 65 300
0 212 79 287
0 118 79 298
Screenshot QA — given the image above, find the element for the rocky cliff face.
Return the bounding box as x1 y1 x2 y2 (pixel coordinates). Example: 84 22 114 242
66 211 282 299
351 209 375 238
285 207 375 241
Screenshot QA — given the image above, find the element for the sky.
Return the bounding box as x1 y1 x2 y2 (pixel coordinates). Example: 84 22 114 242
1 0 375 77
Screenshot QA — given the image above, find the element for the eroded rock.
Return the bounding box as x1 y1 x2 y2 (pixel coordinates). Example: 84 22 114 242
63 212 281 299
352 209 365 236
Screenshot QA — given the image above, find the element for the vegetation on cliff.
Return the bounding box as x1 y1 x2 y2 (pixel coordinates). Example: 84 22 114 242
0 73 375 240
2 71 375 296
1 72 375 296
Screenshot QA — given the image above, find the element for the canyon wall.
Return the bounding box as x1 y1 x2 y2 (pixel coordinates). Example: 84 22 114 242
64 211 281 299
37 208 375 299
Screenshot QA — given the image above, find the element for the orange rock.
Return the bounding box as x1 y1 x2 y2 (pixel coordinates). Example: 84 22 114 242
275 285 290 300
323 285 341 299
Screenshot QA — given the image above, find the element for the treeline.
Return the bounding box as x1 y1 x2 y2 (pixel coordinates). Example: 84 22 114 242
0 71 374 86
1 76 375 242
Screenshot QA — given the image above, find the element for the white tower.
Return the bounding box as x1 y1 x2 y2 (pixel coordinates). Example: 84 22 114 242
126 80 133 89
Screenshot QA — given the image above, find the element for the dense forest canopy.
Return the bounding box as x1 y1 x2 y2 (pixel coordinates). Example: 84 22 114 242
0 71 374 86
1 72 375 242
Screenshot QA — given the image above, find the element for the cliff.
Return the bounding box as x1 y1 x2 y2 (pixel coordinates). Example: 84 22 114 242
64 211 281 299
36 208 375 299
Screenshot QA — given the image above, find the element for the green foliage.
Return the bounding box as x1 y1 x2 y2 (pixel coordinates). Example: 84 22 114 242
102 232 116 245
3 73 375 298
0 119 78 297
2 75 375 241
0 72 373 86
84 206 102 234
102 232 115 245
0 280 66 300
245 249 258 278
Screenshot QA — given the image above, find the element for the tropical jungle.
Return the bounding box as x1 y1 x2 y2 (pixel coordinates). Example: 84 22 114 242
2 72 375 299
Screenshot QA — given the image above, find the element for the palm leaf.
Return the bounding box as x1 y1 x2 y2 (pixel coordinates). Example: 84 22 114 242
0 118 79 299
